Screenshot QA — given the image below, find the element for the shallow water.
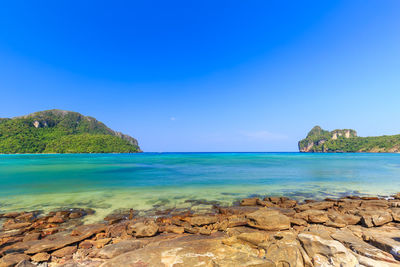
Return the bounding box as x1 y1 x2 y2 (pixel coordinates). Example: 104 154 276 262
1 152 400 222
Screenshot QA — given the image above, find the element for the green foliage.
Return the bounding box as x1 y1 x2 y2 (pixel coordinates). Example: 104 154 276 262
299 126 400 152
0 110 141 154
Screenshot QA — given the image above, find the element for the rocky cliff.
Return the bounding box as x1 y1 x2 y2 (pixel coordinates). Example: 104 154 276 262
0 109 141 153
299 126 400 153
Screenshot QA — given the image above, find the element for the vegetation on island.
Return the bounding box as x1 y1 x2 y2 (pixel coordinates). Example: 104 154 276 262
0 109 141 154
299 126 400 153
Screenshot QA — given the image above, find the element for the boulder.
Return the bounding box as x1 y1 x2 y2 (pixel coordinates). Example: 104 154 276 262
15 260 35 267
128 221 158 237
298 233 358 266
246 209 290 231
359 210 392 227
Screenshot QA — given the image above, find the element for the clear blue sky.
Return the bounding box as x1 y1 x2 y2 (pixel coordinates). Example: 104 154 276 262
1 1 399 152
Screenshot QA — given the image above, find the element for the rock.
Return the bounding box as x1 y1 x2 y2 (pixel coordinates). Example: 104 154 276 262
101 234 272 267
227 215 248 228
290 218 308 226
240 198 259 206
22 233 40 242
359 210 392 227
391 208 400 222
93 238 112 248
163 225 185 234
393 193 400 200
256 199 276 207
15 260 35 267
246 209 290 231
360 200 389 209
2 222 31 231
331 229 397 263
0 253 30 267
188 215 218 226
51 245 77 258
24 223 106 254
361 226 400 260
79 240 93 249
298 233 358 266
297 201 334 211
324 220 346 228
128 221 158 237
30 252 50 262
96 240 148 259
48 216 65 223
361 196 380 200
295 209 329 223
237 232 271 246
280 199 297 208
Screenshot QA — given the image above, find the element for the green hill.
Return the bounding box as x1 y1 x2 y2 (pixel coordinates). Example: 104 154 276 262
299 126 400 153
0 109 141 154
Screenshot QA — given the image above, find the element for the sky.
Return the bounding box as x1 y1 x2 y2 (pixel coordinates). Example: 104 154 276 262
0 1 399 152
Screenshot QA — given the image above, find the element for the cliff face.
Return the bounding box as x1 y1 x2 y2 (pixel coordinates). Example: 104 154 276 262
299 126 357 152
299 126 400 153
0 109 141 154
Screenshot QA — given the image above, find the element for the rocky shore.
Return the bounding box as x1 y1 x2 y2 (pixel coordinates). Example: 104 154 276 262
2 194 400 266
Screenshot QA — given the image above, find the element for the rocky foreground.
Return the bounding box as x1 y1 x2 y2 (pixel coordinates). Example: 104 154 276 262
2 195 400 266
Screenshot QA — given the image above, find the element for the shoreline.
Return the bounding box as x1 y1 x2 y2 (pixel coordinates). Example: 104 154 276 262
2 193 400 266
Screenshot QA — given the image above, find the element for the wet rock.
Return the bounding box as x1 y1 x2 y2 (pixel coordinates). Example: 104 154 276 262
30 252 50 262
361 196 380 200
2 222 31 231
298 233 358 266
25 223 106 254
280 199 297 208
296 201 334 212
51 245 77 258
240 198 258 206
96 240 148 259
48 216 65 224
255 199 276 207
246 209 290 231
128 221 158 237
0 253 30 267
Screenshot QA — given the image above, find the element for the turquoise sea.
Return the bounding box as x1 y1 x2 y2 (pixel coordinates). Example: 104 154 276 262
1 153 400 222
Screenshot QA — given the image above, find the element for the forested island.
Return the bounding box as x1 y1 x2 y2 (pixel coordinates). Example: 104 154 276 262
0 109 141 153
299 126 400 152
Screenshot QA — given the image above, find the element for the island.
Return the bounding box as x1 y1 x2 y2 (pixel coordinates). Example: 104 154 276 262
299 126 400 152
0 109 141 153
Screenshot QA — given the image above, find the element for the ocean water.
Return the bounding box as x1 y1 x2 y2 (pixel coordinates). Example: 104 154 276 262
1 152 400 222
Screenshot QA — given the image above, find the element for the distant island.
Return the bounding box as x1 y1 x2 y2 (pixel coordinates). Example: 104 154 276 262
0 109 141 154
299 126 400 152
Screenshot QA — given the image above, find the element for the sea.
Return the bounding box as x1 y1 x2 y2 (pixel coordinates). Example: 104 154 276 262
1 152 400 222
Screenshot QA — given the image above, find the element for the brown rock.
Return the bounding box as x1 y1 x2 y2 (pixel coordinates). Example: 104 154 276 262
361 196 380 200
2 222 31 231
93 238 112 249
51 245 77 258
290 218 308 226
298 233 358 266
47 216 65 224
240 198 258 206
227 215 248 228
22 233 40 242
295 209 329 223
69 212 83 219
256 199 276 207
280 199 297 208
246 209 290 231
237 231 271 246
25 223 106 254
393 192 400 199
331 229 397 263
15 260 35 267
163 225 184 234
359 210 392 227
30 252 50 262
96 240 147 259
0 253 30 267
79 240 93 249
128 221 158 237
188 215 218 226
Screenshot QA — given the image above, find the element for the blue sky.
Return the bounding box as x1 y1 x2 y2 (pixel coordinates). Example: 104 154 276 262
0 1 399 152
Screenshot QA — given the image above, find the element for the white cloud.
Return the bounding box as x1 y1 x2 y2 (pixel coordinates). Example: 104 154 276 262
170 117 176 121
